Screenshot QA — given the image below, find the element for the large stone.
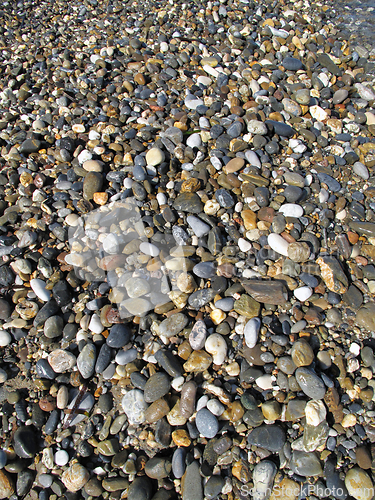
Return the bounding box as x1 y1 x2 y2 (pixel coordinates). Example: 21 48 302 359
241 280 288 305
247 425 286 452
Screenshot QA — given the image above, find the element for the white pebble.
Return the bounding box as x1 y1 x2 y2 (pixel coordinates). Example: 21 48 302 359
89 314 104 334
353 161 369 180
238 238 251 252
171 376 184 392
156 193 167 205
279 203 303 217
294 286 313 302
124 178 133 189
244 317 261 348
205 334 227 365
55 450 69 466
77 150 92 164
350 343 360 356
305 400 326 427
139 242 160 257
0 368 7 383
256 374 274 390
268 233 290 257
186 132 202 148
207 399 225 416
196 395 209 411
30 278 51 302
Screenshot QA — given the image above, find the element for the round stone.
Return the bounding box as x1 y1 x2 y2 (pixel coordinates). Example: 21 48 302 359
195 408 219 438
146 148 165 166
144 372 171 403
61 463 90 492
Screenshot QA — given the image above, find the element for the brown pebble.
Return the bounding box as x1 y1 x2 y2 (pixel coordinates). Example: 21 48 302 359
356 446 372 469
39 395 57 412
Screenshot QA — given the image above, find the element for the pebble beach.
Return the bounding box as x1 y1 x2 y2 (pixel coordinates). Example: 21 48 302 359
1 0 375 499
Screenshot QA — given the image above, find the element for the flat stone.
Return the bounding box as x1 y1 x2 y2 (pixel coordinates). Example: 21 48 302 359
173 193 203 213
13 426 37 458
247 425 286 452
290 451 322 476
295 367 326 399
234 294 261 318
241 280 288 305
283 57 303 70
144 372 171 403
159 313 188 338
77 343 96 379
181 461 203 500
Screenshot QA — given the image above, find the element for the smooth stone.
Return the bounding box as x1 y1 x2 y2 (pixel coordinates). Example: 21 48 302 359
146 147 165 166
95 344 112 373
48 349 76 373
290 451 322 476
0 299 11 320
122 390 148 425
107 324 131 348
188 289 217 308
16 470 33 496
279 203 303 217
44 315 64 338
303 421 329 452
215 189 235 208
145 457 172 479
154 350 182 378
193 262 217 278
144 372 171 403
0 332 11 347
127 477 152 500
317 172 341 192
294 286 313 302
241 280 288 305
225 157 244 173
173 193 203 213
204 475 225 500
253 460 277 500
189 320 207 350
332 89 348 104
13 427 37 458
139 242 160 257
187 215 210 237
288 242 311 262
102 477 129 492
172 448 186 479
30 279 51 302
159 313 188 338
33 300 60 327
55 450 69 466
283 57 303 70
265 120 295 138
83 172 103 200
205 333 227 365
353 162 369 180
61 463 90 492
247 120 267 135
244 317 261 348
295 368 326 399
195 408 219 438
214 297 234 312
268 233 289 256
162 126 184 145
181 461 203 500
36 359 57 380
77 343 96 379
247 425 286 452
0 470 14 498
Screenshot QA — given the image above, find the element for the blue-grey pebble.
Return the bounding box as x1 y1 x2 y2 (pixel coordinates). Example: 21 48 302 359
172 447 186 478
214 297 234 312
95 343 112 373
107 324 131 348
195 408 219 438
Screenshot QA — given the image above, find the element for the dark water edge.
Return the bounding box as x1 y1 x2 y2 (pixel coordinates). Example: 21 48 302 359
334 0 375 50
